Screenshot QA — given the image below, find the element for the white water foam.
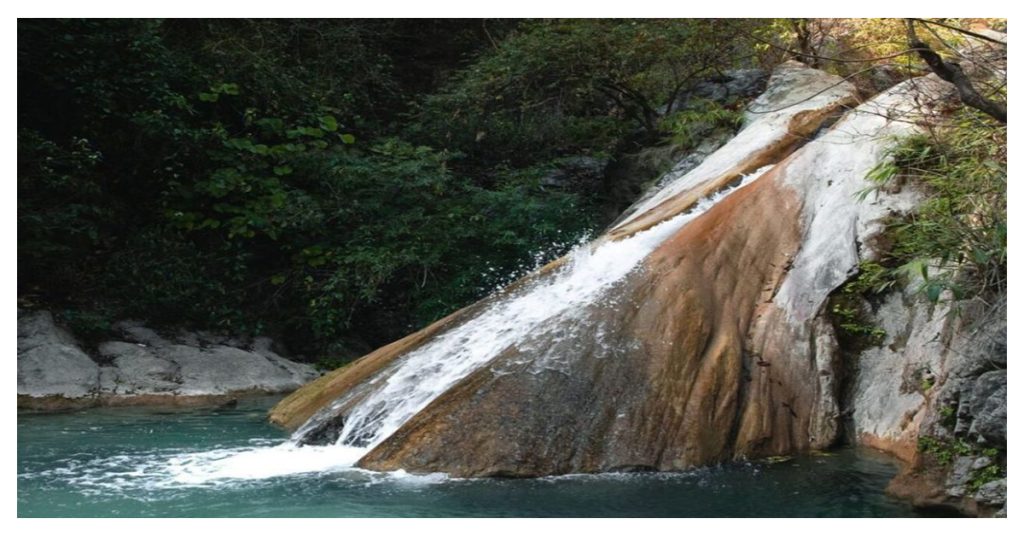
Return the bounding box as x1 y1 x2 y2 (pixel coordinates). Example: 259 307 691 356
19 441 448 493
326 164 775 452
163 443 366 484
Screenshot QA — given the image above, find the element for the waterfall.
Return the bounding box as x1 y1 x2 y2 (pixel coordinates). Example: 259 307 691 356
295 165 775 453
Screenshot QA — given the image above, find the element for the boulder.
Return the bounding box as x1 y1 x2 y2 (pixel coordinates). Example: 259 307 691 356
944 456 975 498
166 344 313 395
18 309 79 351
17 311 99 398
111 320 168 347
969 370 1007 445
539 156 607 191
674 68 769 108
975 478 1007 506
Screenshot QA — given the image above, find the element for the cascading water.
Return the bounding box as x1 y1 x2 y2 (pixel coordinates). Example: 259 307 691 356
58 165 774 489
297 165 775 452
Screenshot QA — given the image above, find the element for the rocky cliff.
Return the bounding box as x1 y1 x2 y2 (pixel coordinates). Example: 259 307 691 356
849 291 1007 516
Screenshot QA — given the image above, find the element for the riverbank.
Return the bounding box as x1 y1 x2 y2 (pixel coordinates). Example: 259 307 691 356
17 310 320 411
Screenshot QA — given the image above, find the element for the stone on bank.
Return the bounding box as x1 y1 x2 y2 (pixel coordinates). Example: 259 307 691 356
17 310 320 410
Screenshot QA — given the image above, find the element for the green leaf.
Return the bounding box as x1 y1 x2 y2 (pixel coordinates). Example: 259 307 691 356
256 117 285 133
273 165 293 176
198 92 219 102
319 115 339 132
340 133 356 144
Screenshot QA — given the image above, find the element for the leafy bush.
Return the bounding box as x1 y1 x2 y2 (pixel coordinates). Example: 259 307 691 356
660 99 744 149
828 261 891 348
865 110 1006 303
918 435 1004 491
409 19 765 169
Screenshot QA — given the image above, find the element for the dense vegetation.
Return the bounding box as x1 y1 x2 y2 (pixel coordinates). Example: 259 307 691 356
865 108 1007 303
18 18 1006 365
18 19 770 360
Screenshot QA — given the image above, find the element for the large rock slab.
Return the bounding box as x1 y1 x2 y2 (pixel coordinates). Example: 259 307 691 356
98 341 181 394
273 63 956 478
848 291 953 461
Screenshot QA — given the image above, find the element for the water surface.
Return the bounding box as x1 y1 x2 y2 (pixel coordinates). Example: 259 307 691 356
18 397 920 517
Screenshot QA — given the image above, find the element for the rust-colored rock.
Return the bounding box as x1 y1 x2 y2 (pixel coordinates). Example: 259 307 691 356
359 170 809 475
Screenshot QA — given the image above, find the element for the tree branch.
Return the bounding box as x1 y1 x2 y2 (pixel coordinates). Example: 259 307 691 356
911 18 1007 46
905 19 1006 123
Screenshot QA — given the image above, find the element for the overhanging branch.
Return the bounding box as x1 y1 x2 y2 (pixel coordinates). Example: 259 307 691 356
905 19 1006 123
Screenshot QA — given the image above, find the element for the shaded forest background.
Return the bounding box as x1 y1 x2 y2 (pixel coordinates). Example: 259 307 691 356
18 19 1006 366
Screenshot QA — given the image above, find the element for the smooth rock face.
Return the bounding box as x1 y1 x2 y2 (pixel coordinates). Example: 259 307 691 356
358 174 810 475
275 63 959 478
18 311 320 409
848 291 951 461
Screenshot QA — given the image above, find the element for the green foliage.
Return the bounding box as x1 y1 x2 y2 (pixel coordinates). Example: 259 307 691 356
661 99 744 149
864 111 1006 304
17 19 769 365
829 261 891 348
753 19 1003 95
918 436 973 466
845 261 898 296
938 404 958 429
410 19 765 169
918 435 1005 491
830 301 886 346
56 309 115 348
969 463 1004 492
